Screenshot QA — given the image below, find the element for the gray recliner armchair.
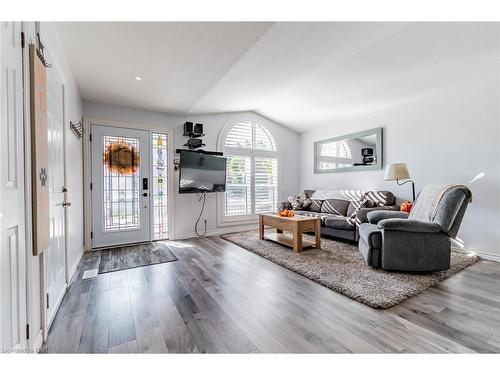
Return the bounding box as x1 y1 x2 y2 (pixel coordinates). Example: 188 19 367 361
358 185 472 272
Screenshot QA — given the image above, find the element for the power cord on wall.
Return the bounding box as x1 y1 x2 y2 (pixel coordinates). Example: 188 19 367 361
195 192 208 237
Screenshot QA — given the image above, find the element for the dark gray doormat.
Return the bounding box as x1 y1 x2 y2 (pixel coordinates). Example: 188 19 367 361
98 242 178 274
221 230 478 309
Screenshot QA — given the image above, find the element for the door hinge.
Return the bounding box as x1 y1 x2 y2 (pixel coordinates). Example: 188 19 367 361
90 231 93 239
90 182 93 190
21 32 25 48
89 133 92 142
46 293 50 309
26 324 30 340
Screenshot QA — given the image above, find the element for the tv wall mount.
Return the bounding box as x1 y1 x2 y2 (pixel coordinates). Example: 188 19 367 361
175 149 223 156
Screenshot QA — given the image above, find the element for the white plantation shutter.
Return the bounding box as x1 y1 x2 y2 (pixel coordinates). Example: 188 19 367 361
221 120 279 220
225 156 252 216
254 157 278 213
254 123 276 151
224 122 253 149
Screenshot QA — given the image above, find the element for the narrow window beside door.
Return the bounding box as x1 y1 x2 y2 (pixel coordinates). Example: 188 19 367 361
152 133 168 239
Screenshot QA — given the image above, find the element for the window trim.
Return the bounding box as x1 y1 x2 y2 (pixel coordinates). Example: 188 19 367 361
217 115 281 227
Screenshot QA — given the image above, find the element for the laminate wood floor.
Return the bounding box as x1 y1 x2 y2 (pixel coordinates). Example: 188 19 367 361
44 236 500 353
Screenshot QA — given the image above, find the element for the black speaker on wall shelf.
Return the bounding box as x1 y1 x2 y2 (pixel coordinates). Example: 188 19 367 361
183 122 204 137
194 123 203 134
183 122 194 135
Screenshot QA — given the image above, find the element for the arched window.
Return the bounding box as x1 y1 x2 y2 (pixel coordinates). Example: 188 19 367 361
219 120 279 222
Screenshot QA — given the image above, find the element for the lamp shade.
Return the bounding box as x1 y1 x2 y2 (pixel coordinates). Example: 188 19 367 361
384 163 410 181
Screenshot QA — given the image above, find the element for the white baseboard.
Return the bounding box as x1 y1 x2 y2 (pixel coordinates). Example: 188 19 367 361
33 329 43 353
452 246 500 263
68 246 84 284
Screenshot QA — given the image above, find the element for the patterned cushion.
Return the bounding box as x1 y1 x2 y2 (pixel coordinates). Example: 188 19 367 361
365 191 395 207
321 199 350 216
304 190 315 198
346 193 376 227
309 199 323 212
288 193 312 210
347 203 356 217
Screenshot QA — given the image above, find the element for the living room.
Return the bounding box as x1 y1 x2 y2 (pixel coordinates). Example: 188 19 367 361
1 0 499 373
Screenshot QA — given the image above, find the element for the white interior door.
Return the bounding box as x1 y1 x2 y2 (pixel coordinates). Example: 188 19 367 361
91 125 151 248
45 52 67 327
0 21 27 352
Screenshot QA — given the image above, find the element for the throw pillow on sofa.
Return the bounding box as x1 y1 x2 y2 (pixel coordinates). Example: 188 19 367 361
320 199 350 216
288 192 312 210
346 193 376 226
309 199 323 212
365 191 394 207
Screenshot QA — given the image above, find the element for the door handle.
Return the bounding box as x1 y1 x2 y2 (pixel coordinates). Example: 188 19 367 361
62 202 72 207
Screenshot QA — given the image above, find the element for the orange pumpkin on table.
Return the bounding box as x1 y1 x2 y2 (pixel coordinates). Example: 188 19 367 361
277 209 295 217
400 201 413 213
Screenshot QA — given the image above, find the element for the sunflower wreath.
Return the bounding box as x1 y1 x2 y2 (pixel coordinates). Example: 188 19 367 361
103 142 140 175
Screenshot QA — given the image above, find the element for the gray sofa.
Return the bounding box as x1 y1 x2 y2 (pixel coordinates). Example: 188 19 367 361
278 189 399 241
358 185 472 272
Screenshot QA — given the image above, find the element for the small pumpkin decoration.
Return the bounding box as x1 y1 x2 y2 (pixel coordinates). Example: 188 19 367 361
400 201 413 213
104 142 140 175
277 209 295 217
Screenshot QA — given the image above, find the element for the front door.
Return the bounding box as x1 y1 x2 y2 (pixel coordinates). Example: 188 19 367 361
91 125 151 248
45 51 68 328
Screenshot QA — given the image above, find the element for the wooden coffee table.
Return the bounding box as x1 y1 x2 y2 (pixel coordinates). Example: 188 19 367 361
259 213 321 253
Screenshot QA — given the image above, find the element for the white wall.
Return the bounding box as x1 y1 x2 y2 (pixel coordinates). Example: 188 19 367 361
299 78 500 259
83 102 300 239
84 101 181 129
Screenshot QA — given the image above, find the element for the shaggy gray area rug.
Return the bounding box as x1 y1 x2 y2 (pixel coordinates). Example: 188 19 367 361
221 230 478 309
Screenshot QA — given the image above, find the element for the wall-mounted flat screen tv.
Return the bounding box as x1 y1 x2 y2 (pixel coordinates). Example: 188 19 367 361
179 151 227 194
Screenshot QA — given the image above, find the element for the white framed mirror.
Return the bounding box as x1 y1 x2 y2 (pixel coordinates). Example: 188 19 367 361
314 127 383 173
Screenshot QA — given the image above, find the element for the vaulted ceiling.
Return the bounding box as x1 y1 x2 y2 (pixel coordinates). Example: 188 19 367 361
55 22 499 132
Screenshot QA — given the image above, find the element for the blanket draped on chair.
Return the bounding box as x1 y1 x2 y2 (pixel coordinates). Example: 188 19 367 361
409 184 472 222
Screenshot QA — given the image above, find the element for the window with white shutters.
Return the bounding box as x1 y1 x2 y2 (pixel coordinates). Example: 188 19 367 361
254 157 278 213
225 156 252 216
219 120 279 222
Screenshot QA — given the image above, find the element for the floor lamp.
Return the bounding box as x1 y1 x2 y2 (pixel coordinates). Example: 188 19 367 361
384 163 416 202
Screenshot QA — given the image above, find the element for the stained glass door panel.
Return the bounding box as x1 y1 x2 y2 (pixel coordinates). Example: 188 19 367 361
91 125 151 248
103 135 141 231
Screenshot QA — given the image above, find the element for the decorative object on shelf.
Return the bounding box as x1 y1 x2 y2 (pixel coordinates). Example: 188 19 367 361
384 162 416 202
103 141 140 175
184 137 205 149
314 127 383 173
29 43 50 256
400 201 413 213
70 118 84 139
